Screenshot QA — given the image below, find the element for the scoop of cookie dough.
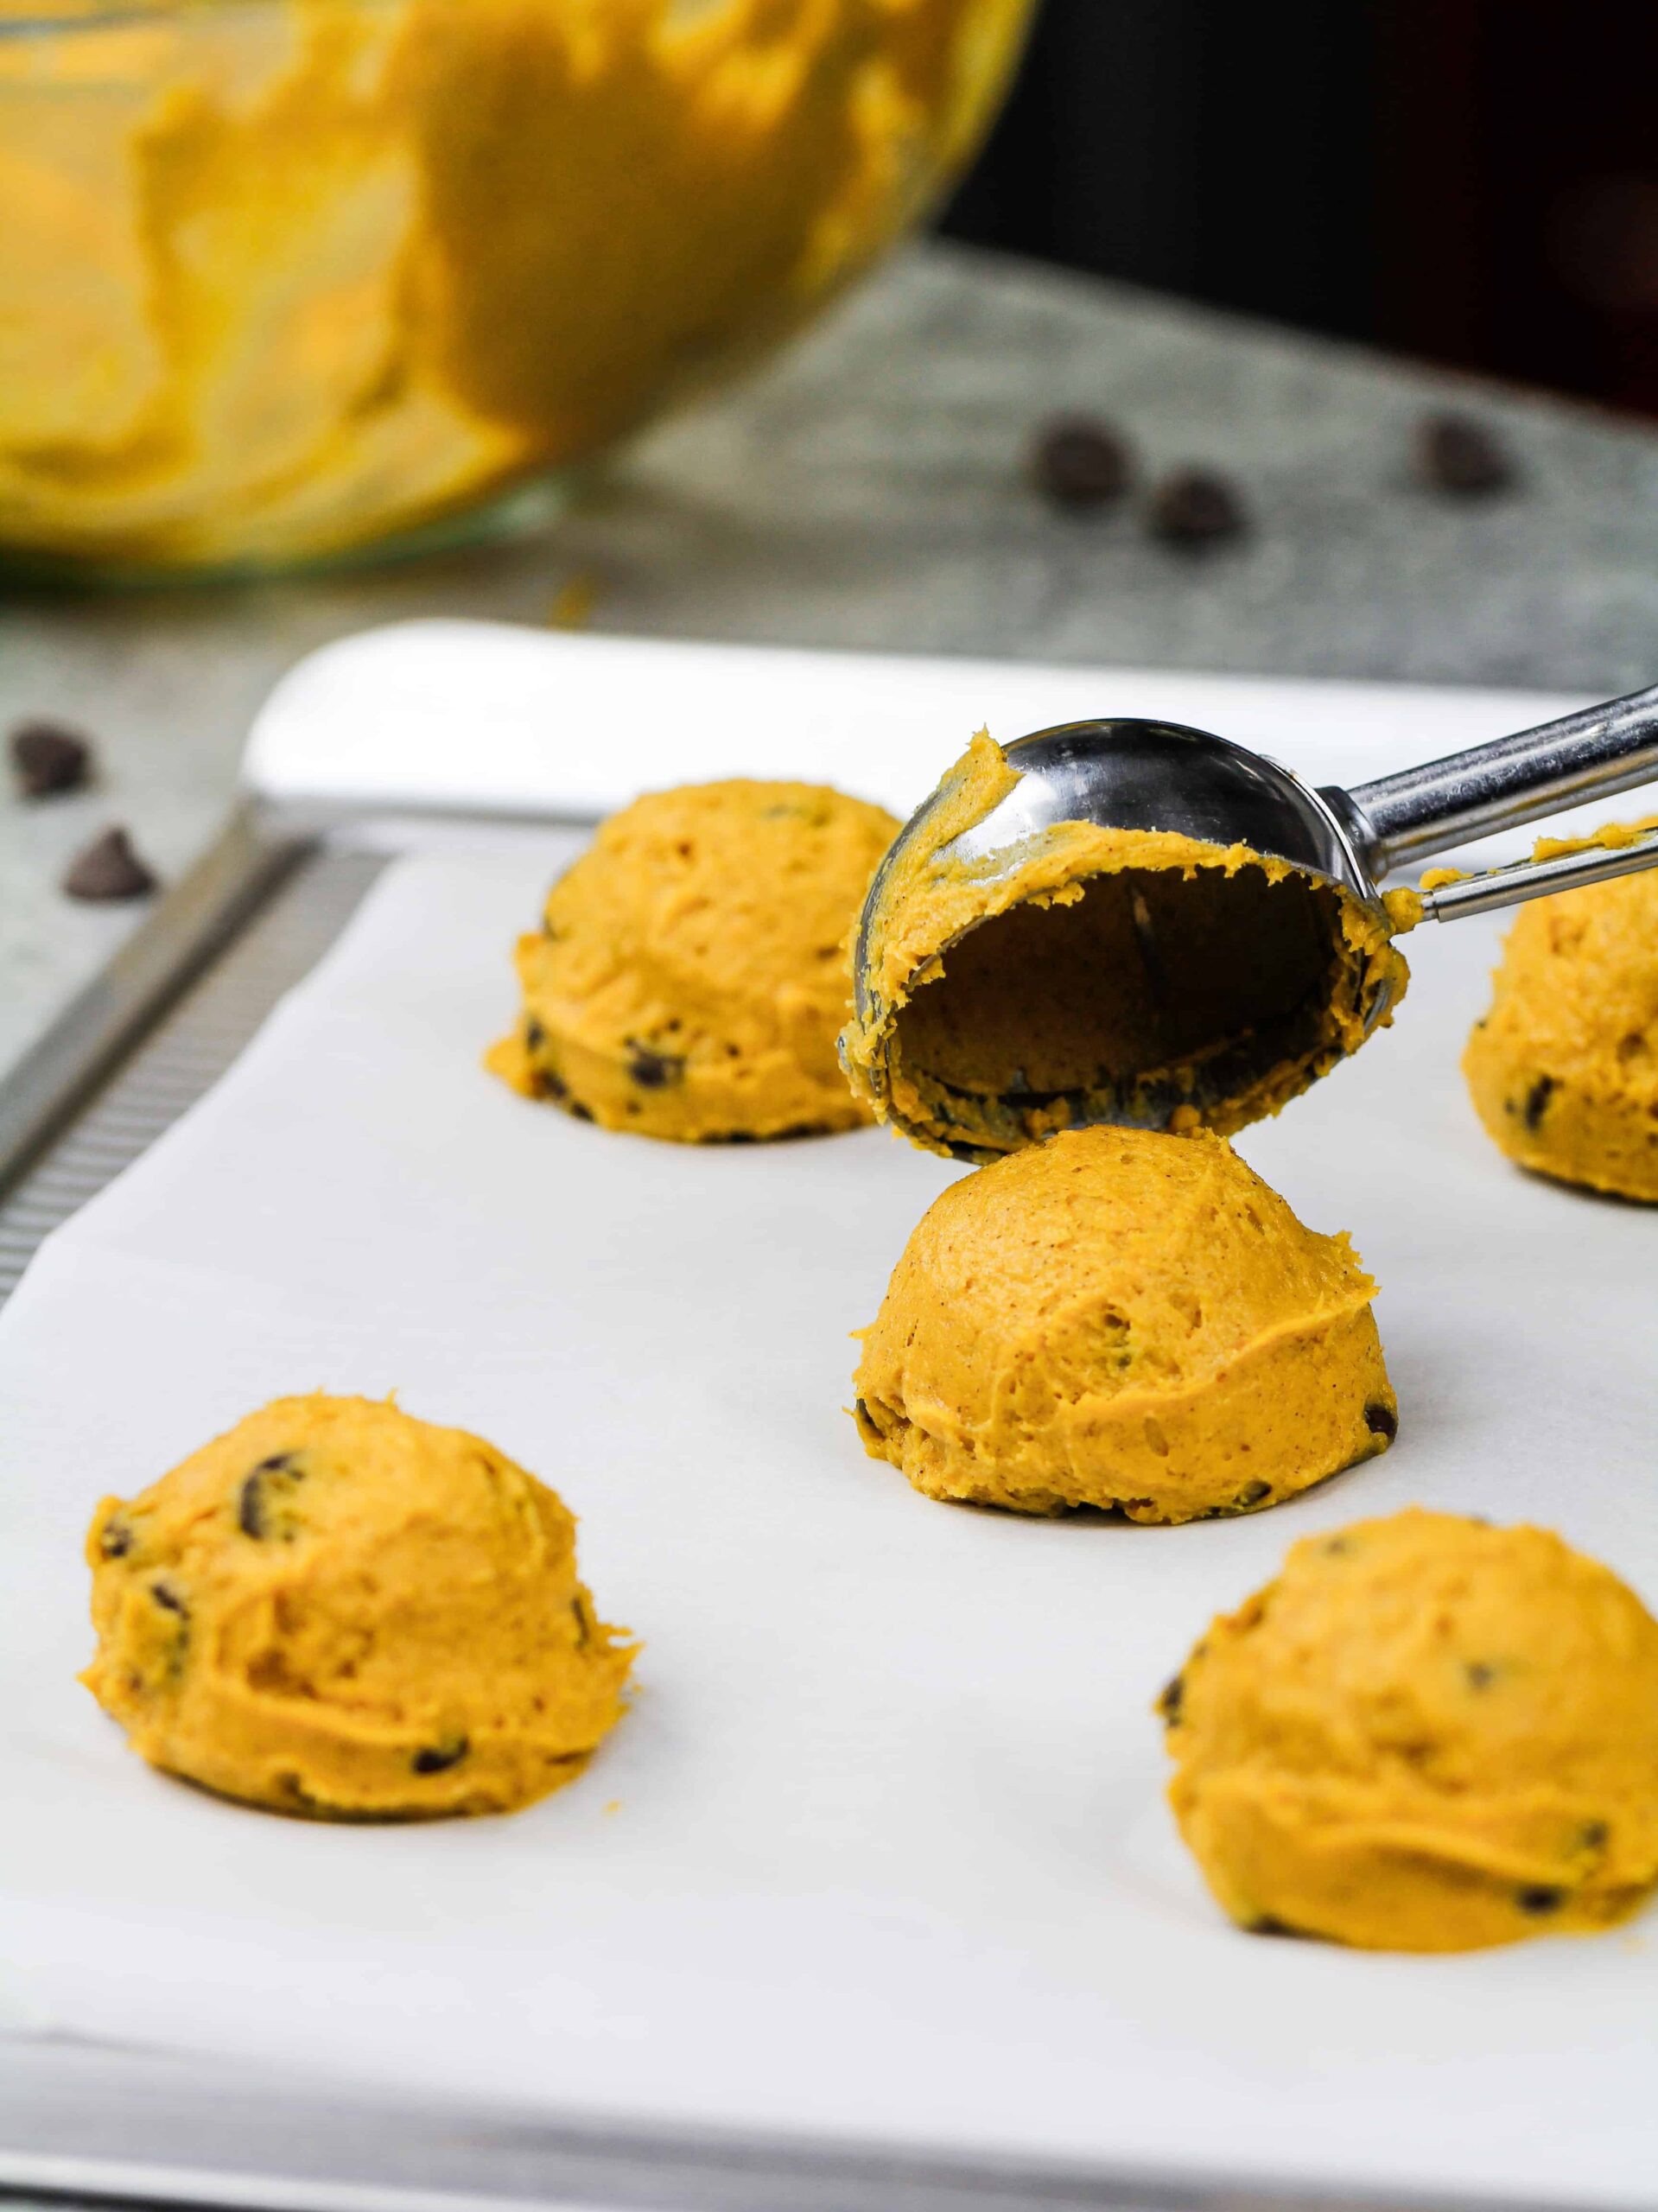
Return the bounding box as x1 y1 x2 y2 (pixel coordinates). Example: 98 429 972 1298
853 1125 1394 1522
840 731 1413 1163
1464 855 1658 1200
489 779 899 1142
82 1395 635 1819
1160 1509 1658 1951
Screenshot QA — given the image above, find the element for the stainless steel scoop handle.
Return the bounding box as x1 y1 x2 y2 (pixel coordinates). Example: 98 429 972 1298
1317 677 1658 923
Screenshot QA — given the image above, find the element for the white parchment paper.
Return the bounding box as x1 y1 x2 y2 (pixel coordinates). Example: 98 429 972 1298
2 835 1655 2207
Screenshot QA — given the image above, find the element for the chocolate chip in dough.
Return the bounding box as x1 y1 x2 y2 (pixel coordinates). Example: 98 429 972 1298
1516 1885 1566 1915
1147 468 1248 547
1156 1674 1185 1725
98 1514 136 1560
1417 411 1516 495
626 1042 684 1090
10 718 92 798
238 1453 304 1541
1031 416 1134 511
1522 1074 1558 1131
411 1736 470 1776
62 827 157 903
150 1580 188 1617
1363 1400 1399 1440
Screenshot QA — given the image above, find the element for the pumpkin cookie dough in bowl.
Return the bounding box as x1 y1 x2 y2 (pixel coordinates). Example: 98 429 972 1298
1159 1509 1658 1952
841 731 1413 1163
1464 852 1658 1200
852 1125 1395 1522
490 779 899 1141
82 1395 635 1820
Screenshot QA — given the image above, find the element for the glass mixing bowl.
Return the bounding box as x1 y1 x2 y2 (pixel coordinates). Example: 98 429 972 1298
0 0 1034 576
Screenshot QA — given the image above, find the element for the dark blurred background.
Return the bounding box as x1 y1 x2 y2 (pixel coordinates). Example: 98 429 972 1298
942 0 1658 417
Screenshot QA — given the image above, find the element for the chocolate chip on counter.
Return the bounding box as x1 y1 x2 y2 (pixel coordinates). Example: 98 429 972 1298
412 1736 470 1776
1363 1401 1399 1440
98 1514 135 1560
1522 1074 1558 1131
150 1580 187 1617
62 826 158 903
1146 468 1248 548
1156 1674 1185 1724
626 1042 683 1090
1031 416 1134 511
10 717 92 798
1417 411 1515 495
1516 1885 1566 1915
238 1453 302 1541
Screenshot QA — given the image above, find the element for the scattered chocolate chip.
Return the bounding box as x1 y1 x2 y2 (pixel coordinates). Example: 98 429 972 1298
98 1515 135 1560
626 1042 683 1090
10 717 92 798
1516 1885 1565 1915
62 826 157 903
1465 1661 1497 1690
524 1016 546 1052
1363 1401 1399 1441
412 1737 470 1776
1147 467 1248 548
151 1580 187 1617
1522 1074 1558 1131
1157 1674 1185 1724
1235 1479 1273 1508
238 1453 302 1541
1031 416 1134 511
1417 411 1515 495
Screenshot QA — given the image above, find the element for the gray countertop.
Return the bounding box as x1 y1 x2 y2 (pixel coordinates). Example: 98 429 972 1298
4 239 1657 1079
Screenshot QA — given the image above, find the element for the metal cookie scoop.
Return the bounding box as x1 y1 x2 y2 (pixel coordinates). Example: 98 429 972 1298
848 680 1658 1159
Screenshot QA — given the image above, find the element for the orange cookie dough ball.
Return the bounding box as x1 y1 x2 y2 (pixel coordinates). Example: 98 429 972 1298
82 1395 635 1820
1464 863 1658 1200
853 1126 1394 1522
1160 1510 1658 1951
489 779 899 1142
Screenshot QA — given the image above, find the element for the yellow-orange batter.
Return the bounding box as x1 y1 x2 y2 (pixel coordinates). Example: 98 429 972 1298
0 0 1031 569
840 732 1413 1163
1160 1509 1658 1950
82 1394 635 1819
853 1125 1394 1522
1464 840 1658 1200
489 778 899 1141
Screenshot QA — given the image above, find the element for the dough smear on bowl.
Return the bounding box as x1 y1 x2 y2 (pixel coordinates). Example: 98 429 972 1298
1159 1508 1658 1950
489 779 899 1142
852 1125 1395 1522
1464 841 1658 1200
82 1395 635 1820
840 732 1414 1163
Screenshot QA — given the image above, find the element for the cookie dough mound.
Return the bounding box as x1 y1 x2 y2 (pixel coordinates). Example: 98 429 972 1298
82 1395 635 1820
1160 1509 1658 1951
1464 861 1658 1199
853 1126 1394 1522
840 732 1413 1163
489 779 899 1141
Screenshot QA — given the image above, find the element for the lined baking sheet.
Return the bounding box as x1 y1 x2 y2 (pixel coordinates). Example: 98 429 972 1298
1 830 1655 2208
